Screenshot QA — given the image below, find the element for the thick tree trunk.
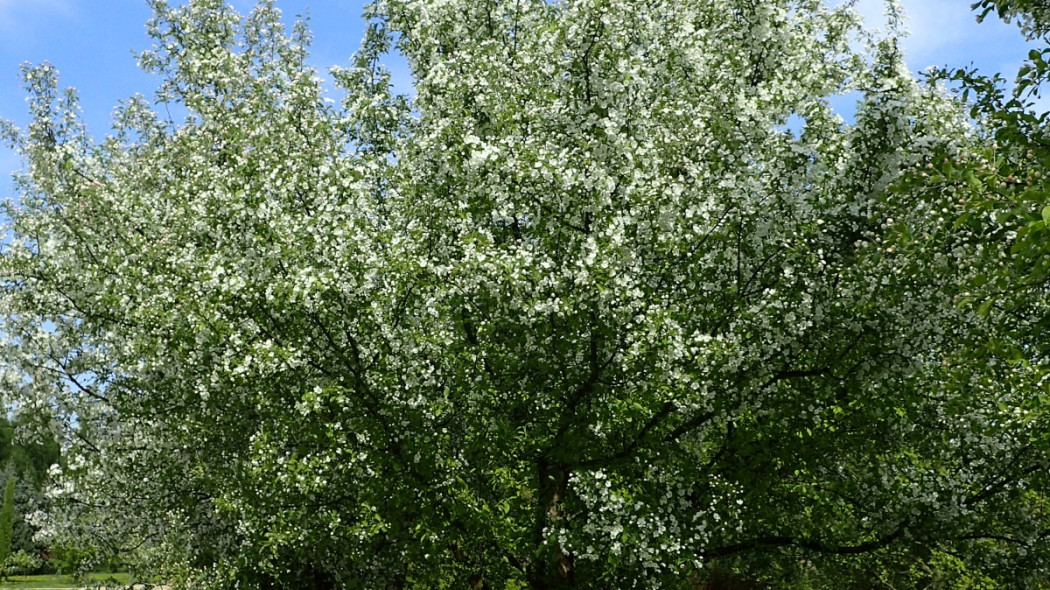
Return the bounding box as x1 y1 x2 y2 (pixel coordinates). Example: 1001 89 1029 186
308 568 337 590
528 460 576 590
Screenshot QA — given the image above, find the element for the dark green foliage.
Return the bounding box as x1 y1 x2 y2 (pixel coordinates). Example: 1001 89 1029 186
972 0 1050 38
0 477 15 566
0 414 61 487
0 413 60 565
923 0 1050 354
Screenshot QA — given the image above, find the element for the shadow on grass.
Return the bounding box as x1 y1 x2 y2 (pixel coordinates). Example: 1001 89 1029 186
0 572 132 589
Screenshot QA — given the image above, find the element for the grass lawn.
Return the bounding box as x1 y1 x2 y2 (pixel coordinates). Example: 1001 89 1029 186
0 573 131 588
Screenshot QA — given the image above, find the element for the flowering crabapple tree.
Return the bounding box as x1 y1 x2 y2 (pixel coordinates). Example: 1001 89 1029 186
890 6 1050 586
922 0 1050 366
2 0 1050 588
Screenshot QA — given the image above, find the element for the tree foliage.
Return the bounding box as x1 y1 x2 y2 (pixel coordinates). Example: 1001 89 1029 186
973 0 1050 39
0 405 63 563
0 413 62 487
0 477 15 568
936 1 1050 332
0 0 1048 588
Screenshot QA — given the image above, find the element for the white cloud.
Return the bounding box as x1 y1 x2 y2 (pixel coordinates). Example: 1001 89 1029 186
850 0 893 32
834 0 1035 80
898 0 974 55
850 0 1033 72
850 0 974 61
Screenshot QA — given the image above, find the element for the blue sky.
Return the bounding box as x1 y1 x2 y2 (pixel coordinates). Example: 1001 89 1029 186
0 0 1040 186
0 0 378 184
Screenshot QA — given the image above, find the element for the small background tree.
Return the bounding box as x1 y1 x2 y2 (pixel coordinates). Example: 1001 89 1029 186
0 477 16 576
0 413 61 574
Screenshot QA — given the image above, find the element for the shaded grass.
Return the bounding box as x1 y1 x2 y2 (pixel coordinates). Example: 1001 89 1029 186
0 573 131 588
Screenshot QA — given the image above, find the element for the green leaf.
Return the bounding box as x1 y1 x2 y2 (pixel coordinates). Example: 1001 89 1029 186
978 298 996 317
953 211 973 229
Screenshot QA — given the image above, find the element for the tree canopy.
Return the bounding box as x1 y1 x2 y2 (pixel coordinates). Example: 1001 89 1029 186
1 0 1049 588
0 413 61 486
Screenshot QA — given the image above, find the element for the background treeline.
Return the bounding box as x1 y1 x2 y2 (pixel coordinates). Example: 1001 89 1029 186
0 412 60 575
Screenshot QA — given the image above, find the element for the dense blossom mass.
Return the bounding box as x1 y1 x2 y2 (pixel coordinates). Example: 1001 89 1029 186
1 0 1049 588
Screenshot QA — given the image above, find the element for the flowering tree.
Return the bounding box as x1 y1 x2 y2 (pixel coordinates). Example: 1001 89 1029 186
1 0 1049 588
893 7 1050 586
929 0 1050 355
